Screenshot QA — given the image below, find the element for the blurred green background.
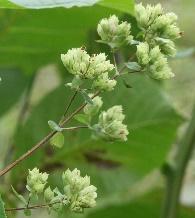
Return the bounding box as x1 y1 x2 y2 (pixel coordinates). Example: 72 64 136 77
0 0 195 217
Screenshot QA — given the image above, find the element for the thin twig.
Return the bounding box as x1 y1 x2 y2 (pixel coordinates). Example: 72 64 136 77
5 201 60 212
0 62 129 177
60 90 78 124
62 126 88 131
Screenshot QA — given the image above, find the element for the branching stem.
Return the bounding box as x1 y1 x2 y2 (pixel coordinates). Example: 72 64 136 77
5 201 60 212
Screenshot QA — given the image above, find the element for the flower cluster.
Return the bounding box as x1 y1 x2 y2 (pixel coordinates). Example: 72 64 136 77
97 15 133 49
62 168 97 212
61 48 116 91
22 168 97 214
93 105 129 141
135 3 181 57
136 42 174 79
134 3 181 80
26 168 48 195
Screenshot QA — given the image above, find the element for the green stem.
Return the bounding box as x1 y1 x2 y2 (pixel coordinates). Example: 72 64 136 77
161 105 195 218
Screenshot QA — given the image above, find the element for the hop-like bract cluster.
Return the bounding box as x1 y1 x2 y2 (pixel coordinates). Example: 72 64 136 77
84 95 103 117
26 168 48 195
135 3 163 29
62 168 97 213
148 45 174 79
61 48 114 79
136 42 150 65
92 72 117 91
93 105 129 141
136 42 174 79
135 3 181 57
97 15 133 49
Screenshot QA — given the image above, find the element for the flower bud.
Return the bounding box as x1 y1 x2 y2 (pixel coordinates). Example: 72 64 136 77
61 48 114 80
84 95 103 117
93 105 129 141
148 46 174 79
92 72 117 91
44 186 54 203
97 15 133 48
136 42 150 65
26 168 48 195
135 3 163 28
62 168 97 213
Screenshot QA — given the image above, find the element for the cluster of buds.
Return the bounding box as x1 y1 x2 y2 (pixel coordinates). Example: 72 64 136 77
93 105 129 141
97 15 133 49
83 95 103 118
61 48 116 91
26 168 48 195
62 168 97 213
136 42 174 79
25 168 97 214
135 3 181 58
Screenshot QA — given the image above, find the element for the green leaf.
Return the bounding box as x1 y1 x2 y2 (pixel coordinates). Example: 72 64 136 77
48 120 62 132
11 186 27 205
0 69 28 117
0 0 21 8
0 194 7 218
0 7 120 73
74 114 90 125
50 132 64 148
98 0 134 15
125 62 141 72
86 190 195 218
80 90 94 105
12 76 182 198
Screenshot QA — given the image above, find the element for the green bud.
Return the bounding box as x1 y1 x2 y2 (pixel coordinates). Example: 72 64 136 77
136 42 150 65
44 187 54 203
62 168 97 213
92 72 117 91
97 15 133 48
93 105 129 141
26 168 48 195
135 3 163 28
84 95 103 117
147 46 174 80
61 48 114 79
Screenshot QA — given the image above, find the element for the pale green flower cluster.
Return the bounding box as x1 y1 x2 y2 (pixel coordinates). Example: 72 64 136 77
92 72 116 91
97 15 133 49
26 168 48 195
84 95 103 117
25 168 97 214
135 3 181 57
61 48 116 91
136 42 174 79
62 168 97 213
93 105 129 141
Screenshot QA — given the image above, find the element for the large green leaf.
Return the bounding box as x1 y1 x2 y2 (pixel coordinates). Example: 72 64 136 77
0 69 28 117
0 7 119 73
12 75 182 183
0 0 20 8
86 190 195 218
54 75 182 175
0 1 134 73
0 195 7 218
